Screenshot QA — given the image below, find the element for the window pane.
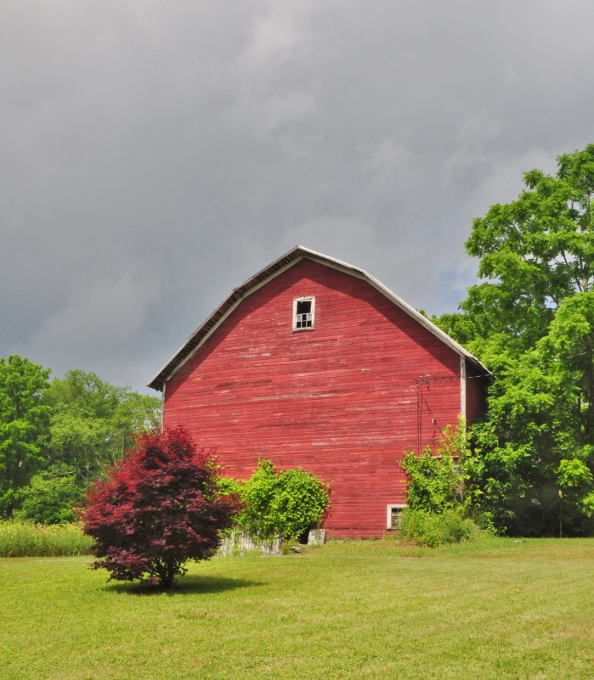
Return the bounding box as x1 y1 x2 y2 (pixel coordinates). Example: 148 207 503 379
294 298 314 331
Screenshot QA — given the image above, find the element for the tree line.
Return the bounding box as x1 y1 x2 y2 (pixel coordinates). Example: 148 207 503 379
0 357 161 523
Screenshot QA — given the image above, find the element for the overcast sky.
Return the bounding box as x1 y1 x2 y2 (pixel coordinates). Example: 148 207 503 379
2 0 594 392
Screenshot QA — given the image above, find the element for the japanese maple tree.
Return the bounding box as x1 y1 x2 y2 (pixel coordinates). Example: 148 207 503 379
81 426 240 587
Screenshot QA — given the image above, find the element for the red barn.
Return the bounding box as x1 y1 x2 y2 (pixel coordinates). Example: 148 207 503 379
149 246 488 538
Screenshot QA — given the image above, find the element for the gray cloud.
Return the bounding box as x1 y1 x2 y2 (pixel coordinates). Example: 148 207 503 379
1 0 593 390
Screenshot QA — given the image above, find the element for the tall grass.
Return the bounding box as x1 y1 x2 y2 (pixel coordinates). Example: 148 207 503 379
399 509 479 547
0 522 93 557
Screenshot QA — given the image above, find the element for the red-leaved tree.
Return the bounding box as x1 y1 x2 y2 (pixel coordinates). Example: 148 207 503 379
80 426 240 587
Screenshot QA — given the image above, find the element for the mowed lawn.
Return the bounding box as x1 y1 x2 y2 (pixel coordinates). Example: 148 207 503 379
1 538 594 679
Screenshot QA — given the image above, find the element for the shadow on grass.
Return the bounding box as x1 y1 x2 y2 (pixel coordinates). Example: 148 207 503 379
106 574 265 596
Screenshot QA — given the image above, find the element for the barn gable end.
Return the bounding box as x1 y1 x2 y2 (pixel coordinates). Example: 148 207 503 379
152 247 488 537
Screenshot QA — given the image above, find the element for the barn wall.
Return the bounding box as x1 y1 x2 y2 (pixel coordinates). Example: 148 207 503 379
164 259 466 538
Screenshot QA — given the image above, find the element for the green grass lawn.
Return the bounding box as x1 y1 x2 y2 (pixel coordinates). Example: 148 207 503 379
1 537 594 679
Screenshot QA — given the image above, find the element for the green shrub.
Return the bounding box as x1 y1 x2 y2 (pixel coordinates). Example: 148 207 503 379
219 460 329 542
216 476 246 502
399 509 479 547
402 449 461 513
0 521 93 557
401 421 469 514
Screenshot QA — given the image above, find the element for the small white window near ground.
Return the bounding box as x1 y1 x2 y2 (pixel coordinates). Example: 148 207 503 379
293 297 315 331
387 504 407 530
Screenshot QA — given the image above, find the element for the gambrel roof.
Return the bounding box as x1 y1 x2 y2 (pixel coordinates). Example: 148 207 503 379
148 245 487 391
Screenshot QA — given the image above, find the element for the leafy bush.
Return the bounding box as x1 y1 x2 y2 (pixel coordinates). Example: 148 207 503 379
402 449 462 513
401 421 468 514
0 521 93 557
400 423 482 545
219 460 329 542
216 476 245 501
399 509 478 547
16 464 83 525
81 426 241 587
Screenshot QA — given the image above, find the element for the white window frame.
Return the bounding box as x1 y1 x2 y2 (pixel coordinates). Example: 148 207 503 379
386 504 407 530
293 296 315 331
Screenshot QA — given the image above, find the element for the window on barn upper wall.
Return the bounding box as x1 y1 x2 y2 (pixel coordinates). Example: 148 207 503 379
293 297 315 331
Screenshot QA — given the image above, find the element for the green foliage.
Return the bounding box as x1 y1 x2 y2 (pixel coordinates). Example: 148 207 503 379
399 509 478 547
401 421 469 514
219 460 329 541
0 358 162 523
16 464 83 525
445 144 594 355
0 356 51 518
433 144 594 536
463 296 594 535
0 521 93 557
216 475 246 500
557 458 593 489
400 423 483 545
402 447 462 513
402 449 461 513
44 370 161 485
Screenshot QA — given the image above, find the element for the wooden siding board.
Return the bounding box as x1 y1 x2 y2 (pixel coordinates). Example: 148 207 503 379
164 259 467 538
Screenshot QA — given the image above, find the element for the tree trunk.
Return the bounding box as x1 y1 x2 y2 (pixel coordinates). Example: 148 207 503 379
155 559 178 588
584 348 594 444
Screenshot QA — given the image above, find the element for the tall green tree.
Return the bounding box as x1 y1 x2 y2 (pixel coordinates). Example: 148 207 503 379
436 144 594 535
43 370 161 485
0 356 51 518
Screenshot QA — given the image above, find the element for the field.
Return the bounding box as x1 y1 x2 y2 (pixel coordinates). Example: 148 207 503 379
0 522 93 557
1 537 594 679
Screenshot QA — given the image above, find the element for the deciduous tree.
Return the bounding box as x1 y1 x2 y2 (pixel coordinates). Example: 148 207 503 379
0 356 50 518
435 145 594 535
44 370 161 484
81 426 240 587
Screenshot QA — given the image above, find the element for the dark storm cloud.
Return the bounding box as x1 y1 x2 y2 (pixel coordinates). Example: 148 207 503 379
2 0 593 390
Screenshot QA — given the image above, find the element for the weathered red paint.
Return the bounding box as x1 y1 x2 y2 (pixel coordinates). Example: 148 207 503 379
163 258 487 538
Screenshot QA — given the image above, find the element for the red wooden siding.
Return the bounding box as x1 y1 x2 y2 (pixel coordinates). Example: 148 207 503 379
164 259 469 538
